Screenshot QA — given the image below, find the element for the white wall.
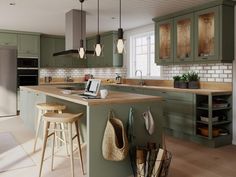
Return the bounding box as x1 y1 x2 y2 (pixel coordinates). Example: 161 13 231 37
232 6 236 145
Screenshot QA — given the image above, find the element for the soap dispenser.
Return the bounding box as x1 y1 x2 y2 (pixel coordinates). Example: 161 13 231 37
115 73 122 84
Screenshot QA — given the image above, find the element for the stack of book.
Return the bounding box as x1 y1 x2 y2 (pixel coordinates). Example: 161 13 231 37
136 143 169 177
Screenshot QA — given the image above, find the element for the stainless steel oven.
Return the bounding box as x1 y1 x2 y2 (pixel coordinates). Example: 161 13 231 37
17 69 38 87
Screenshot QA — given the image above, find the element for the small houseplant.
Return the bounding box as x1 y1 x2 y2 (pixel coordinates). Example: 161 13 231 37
187 71 200 89
179 73 188 89
173 75 181 88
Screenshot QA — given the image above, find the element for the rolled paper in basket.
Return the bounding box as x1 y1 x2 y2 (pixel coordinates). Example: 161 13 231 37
136 149 145 177
152 148 165 177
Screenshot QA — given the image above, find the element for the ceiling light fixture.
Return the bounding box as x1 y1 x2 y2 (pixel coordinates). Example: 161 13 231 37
116 0 125 54
78 0 86 59
94 0 103 56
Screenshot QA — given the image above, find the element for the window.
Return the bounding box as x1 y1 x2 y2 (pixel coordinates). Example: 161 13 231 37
130 31 161 78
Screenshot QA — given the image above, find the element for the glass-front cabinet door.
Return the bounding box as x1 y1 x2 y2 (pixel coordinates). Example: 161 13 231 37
174 14 194 63
155 19 173 64
194 7 219 61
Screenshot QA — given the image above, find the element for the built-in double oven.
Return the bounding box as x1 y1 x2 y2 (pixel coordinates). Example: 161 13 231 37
17 58 39 87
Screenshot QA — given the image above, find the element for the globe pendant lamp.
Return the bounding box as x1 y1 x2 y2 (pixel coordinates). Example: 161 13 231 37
94 0 103 56
78 0 86 59
116 0 125 54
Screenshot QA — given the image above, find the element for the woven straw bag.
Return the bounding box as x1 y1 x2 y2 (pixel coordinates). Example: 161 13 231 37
102 111 129 161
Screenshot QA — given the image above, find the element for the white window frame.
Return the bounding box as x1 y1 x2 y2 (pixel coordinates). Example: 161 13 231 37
124 24 162 79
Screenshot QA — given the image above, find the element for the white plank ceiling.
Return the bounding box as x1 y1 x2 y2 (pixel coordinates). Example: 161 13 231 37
0 0 216 36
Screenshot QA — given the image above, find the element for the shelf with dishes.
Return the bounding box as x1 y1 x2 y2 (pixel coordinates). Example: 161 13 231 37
195 94 232 145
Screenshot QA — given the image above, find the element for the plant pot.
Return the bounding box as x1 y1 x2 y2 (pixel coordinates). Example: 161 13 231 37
173 81 180 88
188 81 200 89
178 81 188 89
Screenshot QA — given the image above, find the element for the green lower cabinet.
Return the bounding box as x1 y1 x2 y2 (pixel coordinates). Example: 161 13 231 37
163 99 194 135
0 32 17 46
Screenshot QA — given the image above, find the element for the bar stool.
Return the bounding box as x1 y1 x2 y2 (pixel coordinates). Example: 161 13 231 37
33 103 67 153
38 112 85 177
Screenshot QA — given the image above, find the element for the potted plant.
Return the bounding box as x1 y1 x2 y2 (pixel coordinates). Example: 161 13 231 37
173 75 181 88
179 73 188 89
187 71 200 89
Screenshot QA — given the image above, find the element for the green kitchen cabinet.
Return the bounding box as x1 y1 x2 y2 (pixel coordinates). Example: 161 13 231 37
155 19 174 65
174 13 194 63
17 34 40 58
194 7 219 62
87 31 123 68
194 5 234 63
86 37 98 68
53 38 73 67
40 36 54 67
153 0 235 65
0 32 17 46
40 35 86 68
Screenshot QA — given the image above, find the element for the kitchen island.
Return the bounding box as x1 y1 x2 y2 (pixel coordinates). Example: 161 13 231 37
20 85 163 177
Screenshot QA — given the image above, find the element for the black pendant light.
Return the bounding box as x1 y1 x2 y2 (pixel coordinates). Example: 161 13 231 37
94 0 103 56
78 0 86 59
116 0 125 54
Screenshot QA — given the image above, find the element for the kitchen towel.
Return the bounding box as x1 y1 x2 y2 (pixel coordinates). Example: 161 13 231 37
143 109 155 135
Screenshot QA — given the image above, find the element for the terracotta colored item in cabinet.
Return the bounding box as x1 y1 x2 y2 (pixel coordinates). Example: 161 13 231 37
198 12 215 57
159 24 171 59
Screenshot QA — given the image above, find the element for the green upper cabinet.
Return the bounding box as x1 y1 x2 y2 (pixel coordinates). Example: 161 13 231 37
174 13 194 63
87 31 123 68
153 0 235 65
155 19 174 65
40 36 54 67
194 7 219 61
17 34 40 58
194 5 234 63
0 33 17 46
40 35 86 68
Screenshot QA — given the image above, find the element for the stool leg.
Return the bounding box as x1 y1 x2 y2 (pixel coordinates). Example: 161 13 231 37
33 109 43 152
75 120 85 175
68 123 74 177
51 123 56 171
39 121 50 177
61 123 69 155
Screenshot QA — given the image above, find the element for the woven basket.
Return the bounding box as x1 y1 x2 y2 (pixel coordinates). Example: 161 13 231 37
102 111 129 161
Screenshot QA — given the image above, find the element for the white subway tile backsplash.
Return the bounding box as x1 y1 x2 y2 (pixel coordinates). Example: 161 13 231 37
39 63 232 83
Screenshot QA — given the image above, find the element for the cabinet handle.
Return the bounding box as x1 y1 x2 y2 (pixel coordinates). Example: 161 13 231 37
202 57 208 60
162 91 166 94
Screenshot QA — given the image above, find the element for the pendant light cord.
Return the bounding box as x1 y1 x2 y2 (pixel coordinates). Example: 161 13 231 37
97 0 100 34
81 1 83 40
119 0 121 28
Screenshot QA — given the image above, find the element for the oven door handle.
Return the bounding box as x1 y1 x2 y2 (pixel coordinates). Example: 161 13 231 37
18 75 38 77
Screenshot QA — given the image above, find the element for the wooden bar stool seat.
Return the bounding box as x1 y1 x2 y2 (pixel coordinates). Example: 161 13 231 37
33 103 67 153
38 112 85 177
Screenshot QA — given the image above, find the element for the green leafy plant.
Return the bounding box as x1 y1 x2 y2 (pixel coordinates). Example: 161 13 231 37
173 75 181 81
180 73 188 82
187 71 200 82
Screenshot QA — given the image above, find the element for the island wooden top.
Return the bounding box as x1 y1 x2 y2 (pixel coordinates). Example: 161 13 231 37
20 85 163 106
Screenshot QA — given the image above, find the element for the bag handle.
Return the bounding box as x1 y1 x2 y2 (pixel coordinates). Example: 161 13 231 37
108 110 115 120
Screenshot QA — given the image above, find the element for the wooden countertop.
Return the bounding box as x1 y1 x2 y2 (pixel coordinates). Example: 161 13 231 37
39 82 232 95
106 83 232 95
20 85 162 106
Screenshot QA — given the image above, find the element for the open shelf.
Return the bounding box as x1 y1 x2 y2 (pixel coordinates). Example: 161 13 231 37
196 120 231 125
195 94 232 146
197 107 231 111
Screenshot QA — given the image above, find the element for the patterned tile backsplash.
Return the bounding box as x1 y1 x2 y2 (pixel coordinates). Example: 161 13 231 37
40 63 232 83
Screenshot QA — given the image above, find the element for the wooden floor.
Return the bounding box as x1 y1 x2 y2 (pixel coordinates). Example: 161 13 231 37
0 116 236 177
